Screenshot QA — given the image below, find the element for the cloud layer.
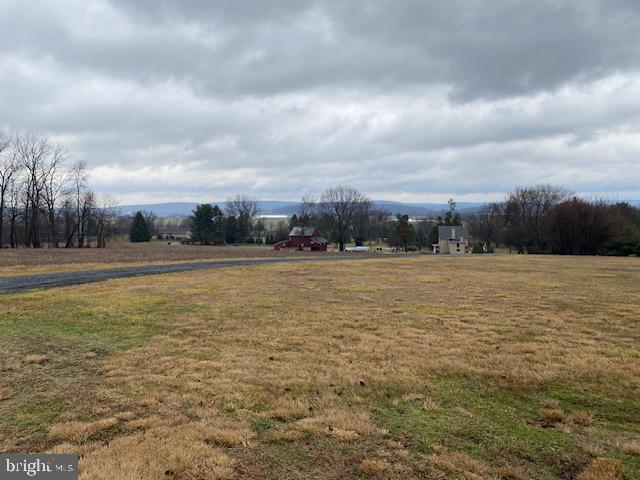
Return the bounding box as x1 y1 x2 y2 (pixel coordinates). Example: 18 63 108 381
1 0 639 202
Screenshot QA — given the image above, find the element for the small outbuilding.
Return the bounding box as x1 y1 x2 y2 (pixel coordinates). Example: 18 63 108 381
273 226 329 251
433 226 471 254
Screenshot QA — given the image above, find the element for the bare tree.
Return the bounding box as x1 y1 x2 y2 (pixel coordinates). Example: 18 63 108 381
226 195 260 242
94 194 119 248
319 186 370 251
504 185 570 253
226 194 260 220
351 197 372 246
42 146 67 247
298 196 316 223
548 197 612 254
368 208 391 244
63 161 92 248
78 190 95 248
14 133 60 248
469 202 503 252
0 133 20 248
6 177 22 248
296 196 316 250
142 210 157 238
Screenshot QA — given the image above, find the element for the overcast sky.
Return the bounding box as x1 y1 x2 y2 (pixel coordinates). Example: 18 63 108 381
1 0 639 203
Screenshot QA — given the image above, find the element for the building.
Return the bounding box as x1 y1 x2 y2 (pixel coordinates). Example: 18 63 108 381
433 226 471 254
157 231 191 241
273 226 329 251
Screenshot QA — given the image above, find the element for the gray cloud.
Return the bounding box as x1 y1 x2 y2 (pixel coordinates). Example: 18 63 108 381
0 0 639 203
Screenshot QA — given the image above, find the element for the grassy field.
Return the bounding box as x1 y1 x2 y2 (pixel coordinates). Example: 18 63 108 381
0 243 338 277
0 255 639 479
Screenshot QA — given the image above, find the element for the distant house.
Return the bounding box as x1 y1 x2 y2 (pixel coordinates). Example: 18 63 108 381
158 231 191 241
433 226 471 254
273 226 329 251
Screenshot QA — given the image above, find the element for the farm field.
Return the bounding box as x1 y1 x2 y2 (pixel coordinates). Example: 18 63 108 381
0 255 639 479
0 243 342 277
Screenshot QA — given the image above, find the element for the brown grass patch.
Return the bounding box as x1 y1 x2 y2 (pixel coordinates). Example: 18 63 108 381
55 412 76 423
264 429 304 442
621 440 640 456
360 458 390 476
136 397 158 407
497 465 526 480
127 416 166 430
201 420 255 447
582 442 604 457
49 418 118 443
568 410 594 426
114 411 136 421
422 398 440 410
296 407 385 441
78 424 233 480
428 451 493 478
266 397 309 420
24 354 49 364
540 407 566 426
0 386 15 401
577 458 625 480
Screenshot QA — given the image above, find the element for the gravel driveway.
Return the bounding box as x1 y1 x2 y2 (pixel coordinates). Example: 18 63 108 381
0 256 373 295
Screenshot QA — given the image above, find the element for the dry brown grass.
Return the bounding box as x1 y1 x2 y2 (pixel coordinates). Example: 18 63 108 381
113 411 136 421
1 255 639 478
360 458 391 476
568 410 594 426
621 440 640 456
497 465 526 480
0 242 343 276
24 354 49 364
0 386 14 401
577 458 625 480
79 424 234 480
264 429 304 442
49 418 118 443
428 451 493 478
540 407 566 426
582 442 604 458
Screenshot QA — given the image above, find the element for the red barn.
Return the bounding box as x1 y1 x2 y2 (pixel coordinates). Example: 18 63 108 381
273 226 329 251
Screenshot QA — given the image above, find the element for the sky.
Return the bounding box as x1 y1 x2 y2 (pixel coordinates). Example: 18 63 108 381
1 0 639 204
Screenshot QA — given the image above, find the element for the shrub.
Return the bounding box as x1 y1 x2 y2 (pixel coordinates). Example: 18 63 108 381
472 242 485 254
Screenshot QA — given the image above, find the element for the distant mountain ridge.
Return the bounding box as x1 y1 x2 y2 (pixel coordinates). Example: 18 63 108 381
117 200 488 217
118 199 640 217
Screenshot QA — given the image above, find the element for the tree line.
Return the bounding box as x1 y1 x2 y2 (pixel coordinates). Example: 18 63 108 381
0 132 118 248
187 184 640 256
186 188 458 252
469 185 640 255
6 137 631 258
188 187 390 251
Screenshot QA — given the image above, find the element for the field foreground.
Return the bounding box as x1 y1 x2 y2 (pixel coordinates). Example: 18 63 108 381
0 255 639 479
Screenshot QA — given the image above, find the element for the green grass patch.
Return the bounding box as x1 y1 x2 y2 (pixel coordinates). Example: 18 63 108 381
372 375 637 479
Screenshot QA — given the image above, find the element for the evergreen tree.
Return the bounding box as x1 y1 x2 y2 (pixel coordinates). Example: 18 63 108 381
428 224 439 247
442 198 462 226
129 211 151 242
237 211 251 242
190 204 215 245
225 215 239 244
289 214 299 229
211 204 226 244
415 226 427 249
394 215 414 250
